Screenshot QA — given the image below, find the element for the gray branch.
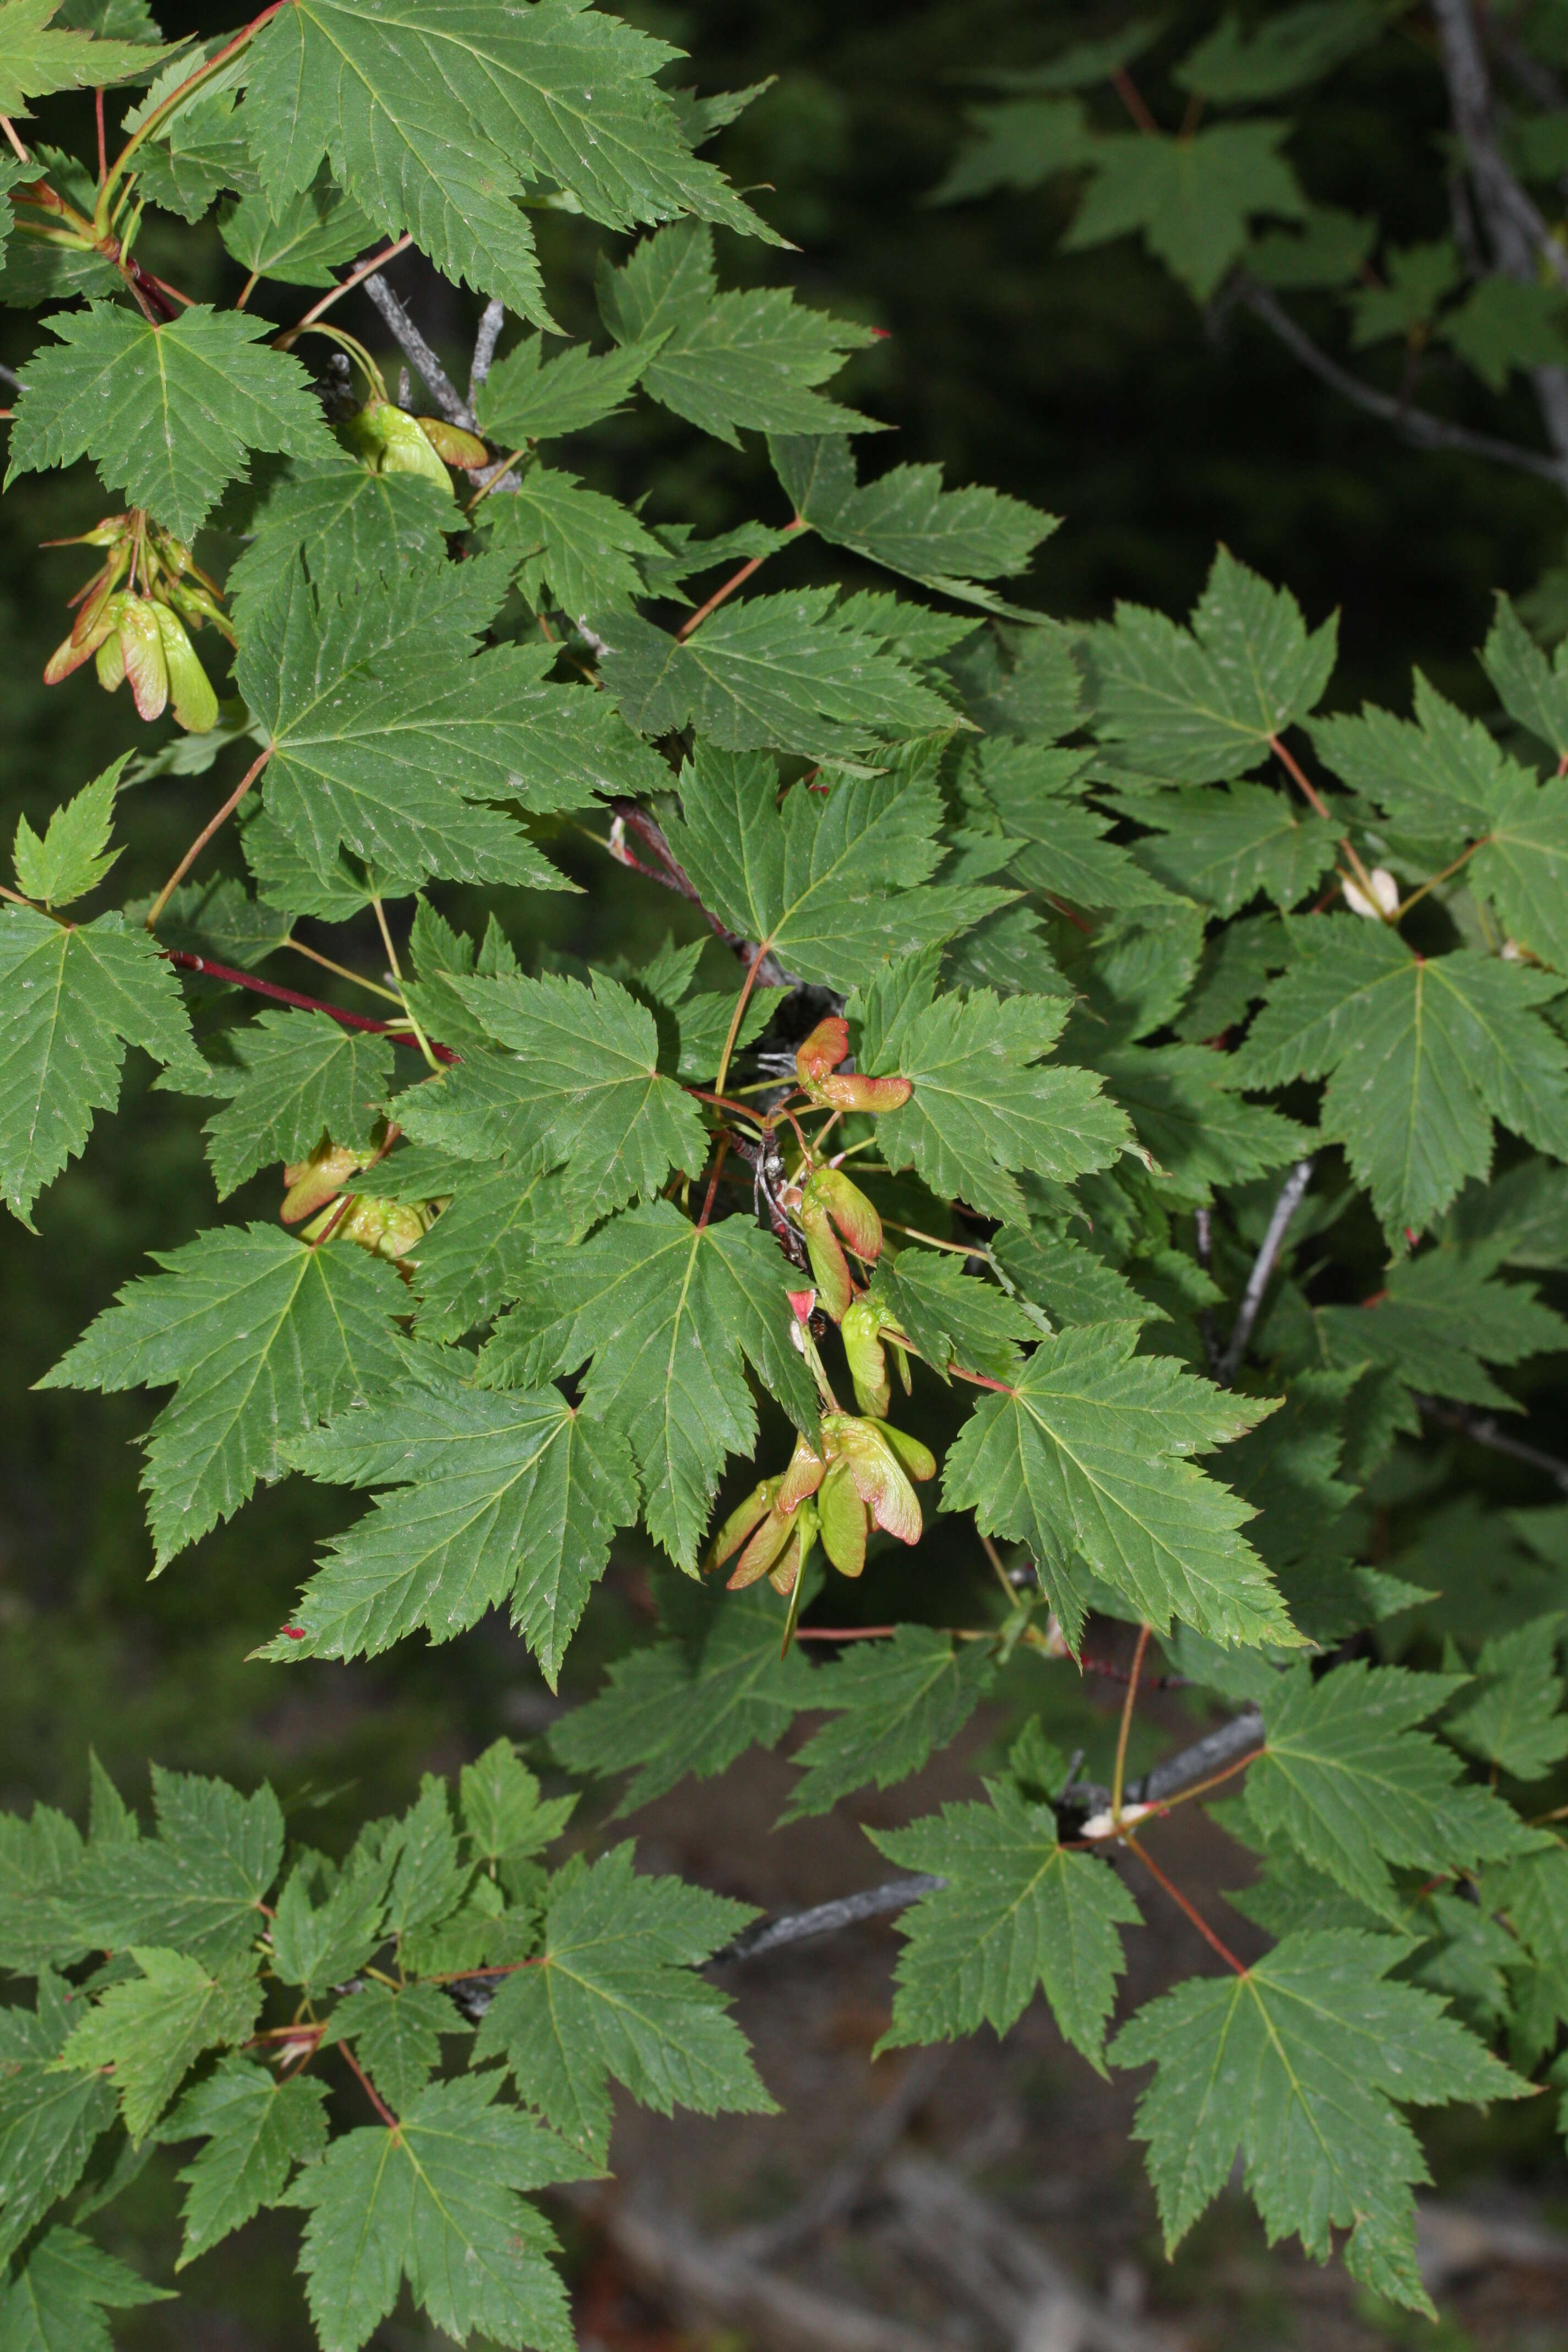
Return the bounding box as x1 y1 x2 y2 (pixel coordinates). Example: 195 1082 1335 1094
1216 1156 1315 1387
0 359 20 396
716 1875 950 1963
1415 1395 1568 1493
363 274 474 427
469 296 505 402
1236 276 1568 491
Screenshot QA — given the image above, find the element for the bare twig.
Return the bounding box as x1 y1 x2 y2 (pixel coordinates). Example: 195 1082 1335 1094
143 746 273 930
716 1876 950 1963
0 360 20 396
469 296 505 401
1234 276 1568 491
161 951 459 1060
362 274 473 426
1415 1395 1568 1493
1215 1157 1315 1386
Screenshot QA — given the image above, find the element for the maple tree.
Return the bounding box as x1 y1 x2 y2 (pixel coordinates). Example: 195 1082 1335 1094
4 1 1568 2345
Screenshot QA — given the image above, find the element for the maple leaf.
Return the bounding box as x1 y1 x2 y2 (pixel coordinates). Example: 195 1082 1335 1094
1244 1662 1527 1917
474 330 652 443
225 458 460 618
1065 121 1308 301
283 2073 581 2352
0 0 171 113
483 1201 818 1567
321 1982 466 2112
1307 1250 1566 1411
1084 547 1336 782
6 304 335 539
12 755 127 909
472 1844 769 2162
158 2059 329 2267
1113 1930 1528 2312
266 1346 638 1686
872 1778 1141 2070
58 1948 263 2143
852 949 1131 1219
661 742 1006 988
864 1248 1040 1382
782 1627 997 1821
217 178 375 288
0 906 205 1227
599 221 878 444
965 737 1174 911
63 1766 284 1966
406 1152 585 1343
1481 590 1568 765
0 2229 169 2352
394 967 707 1218
1132 781 1337 913
41 1224 405 1564
484 464 666 616
1446 1614 1568 1782
941 1322 1292 1652
197 1010 395 1197
1238 921 1568 1242
1094 1042 1313 1203
461 1737 576 1869
0 1977 116 2264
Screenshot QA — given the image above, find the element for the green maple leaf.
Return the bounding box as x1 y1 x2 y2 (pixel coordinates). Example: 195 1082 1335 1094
244 0 774 329
197 1010 395 1197
267 1346 638 1686
395 968 707 1218
484 1200 818 1567
0 1978 116 2264
461 1738 575 1869
1439 275 1568 390
1133 781 1337 913
1065 121 1307 302
1471 772 1568 973
661 742 1006 988
1447 1614 1568 1781
283 2073 580 2352
941 1322 1292 1652
594 591 964 769
407 1153 585 1343
12 755 128 910
474 330 652 444
1095 1042 1313 1204
0 906 205 1227
217 177 374 288
42 1223 405 1564
472 1844 769 2162
770 431 1056 610
0 0 172 113
268 1844 393 1996
871 1778 1141 2070
1085 547 1337 782
1244 1662 1527 1917
6 303 335 539
58 1948 262 2144
552 1585 816 1810
1238 921 1568 1242
966 738 1174 911
483 464 665 617
1113 1930 1527 2313
0 2229 169 2352
932 94 1098 205
322 1982 465 2113
599 220 876 445
782 1628 997 1822
225 458 460 618
1310 667 1504 840
64 1766 284 1966
1481 591 1568 764
992 1223 1152 1329
1174 2 1383 102
236 548 630 899
852 949 1130 1219
158 2058 328 2268
1308 1250 1566 1411
865 1249 1040 1382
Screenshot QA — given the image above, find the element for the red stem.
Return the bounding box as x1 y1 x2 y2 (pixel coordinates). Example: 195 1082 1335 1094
1268 732 1332 820
336 2037 400 2128
94 90 106 184
1125 1836 1246 1975
162 950 460 1061
1110 68 1158 134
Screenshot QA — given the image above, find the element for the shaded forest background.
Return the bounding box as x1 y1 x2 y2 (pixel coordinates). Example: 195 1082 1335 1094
5 2 1568 2342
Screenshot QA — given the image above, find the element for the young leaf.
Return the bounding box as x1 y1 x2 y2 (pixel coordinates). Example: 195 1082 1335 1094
12 755 129 908
395 968 707 1217
552 1587 816 1811
1113 1930 1527 2313
0 907 206 1226
57 1948 263 2143
483 465 665 617
217 178 375 288
865 1248 1040 1381
41 1224 405 1564
1238 923 1568 1242
771 430 1056 608
322 1982 463 2112
662 742 1005 990
594 590 963 769
941 1324 1292 1652
461 1739 575 1868
160 2058 329 2267
852 951 1130 1219
482 1201 819 1568
782 1627 997 1821
198 1010 395 1197
0 2229 169 2352
870 1779 1141 2071
599 221 876 444
1085 548 1336 782
472 1844 769 2162
6 304 335 540
1244 1662 1526 1917
269 1845 392 1996
283 2073 580 2352
1445 1616 1568 1781
269 1348 638 1686
66 1767 283 1967
473 332 652 444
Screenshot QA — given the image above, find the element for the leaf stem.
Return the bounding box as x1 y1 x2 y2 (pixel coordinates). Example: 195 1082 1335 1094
371 895 441 1074
336 2037 400 2128
284 937 405 1004
162 949 458 1055
713 953 765 1097
1111 1623 1151 1825
143 745 273 931
677 522 804 642
273 235 414 352
978 1529 1018 1607
0 116 28 163
1396 836 1484 918
1124 1834 1246 1974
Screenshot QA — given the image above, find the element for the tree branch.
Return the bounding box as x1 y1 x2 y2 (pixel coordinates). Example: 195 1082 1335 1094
607 798 795 987
469 296 505 402
716 1875 950 1963
162 950 459 1060
1216 1156 1315 1386
1234 276 1568 491
1415 1394 1568 1493
362 274 474 427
